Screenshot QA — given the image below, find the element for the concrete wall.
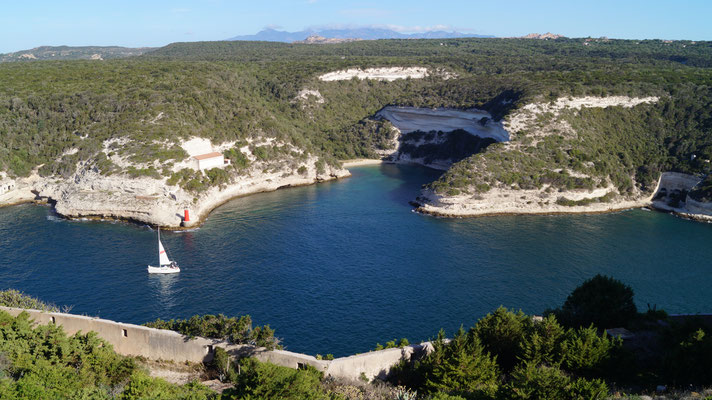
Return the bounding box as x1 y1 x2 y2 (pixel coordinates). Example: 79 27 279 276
657 172 702 193
0 306 216 363
0 306 419 381
685 196 712 217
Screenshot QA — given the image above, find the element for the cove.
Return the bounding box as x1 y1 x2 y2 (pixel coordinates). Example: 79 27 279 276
1 164 712 357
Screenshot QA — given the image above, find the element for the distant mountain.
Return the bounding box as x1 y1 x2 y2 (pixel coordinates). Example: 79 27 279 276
228 28 494 42
519 32 566 40
0 46 155 62
295 35 363 44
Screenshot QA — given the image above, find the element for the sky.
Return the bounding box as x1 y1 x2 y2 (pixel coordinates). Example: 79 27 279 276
1 0 711 53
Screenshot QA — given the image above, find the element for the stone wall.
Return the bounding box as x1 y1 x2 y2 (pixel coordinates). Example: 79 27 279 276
0 306 419 381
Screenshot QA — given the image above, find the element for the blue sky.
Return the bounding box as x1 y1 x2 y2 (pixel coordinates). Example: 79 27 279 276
1 0 710 53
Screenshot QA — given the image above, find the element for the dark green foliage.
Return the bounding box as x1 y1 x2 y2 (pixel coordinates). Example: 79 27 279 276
420 328 500 399
227 357 331 400
0 310 138 398
519 315 567 368
143 314 280 350
499 363 608 400
689 174 712 202
0 289 59 312
473 307 532 372
552 274 637 329
119 372 217 399
374 337 411 350
662 321 712 386
561 326 621 376
210 347 233 382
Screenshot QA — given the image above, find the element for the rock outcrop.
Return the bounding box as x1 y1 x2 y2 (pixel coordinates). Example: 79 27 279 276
1 139 349 228
412 96 712 220
318 67 429 82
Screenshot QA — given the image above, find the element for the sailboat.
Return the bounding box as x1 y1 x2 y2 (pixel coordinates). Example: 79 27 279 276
147 227 180 274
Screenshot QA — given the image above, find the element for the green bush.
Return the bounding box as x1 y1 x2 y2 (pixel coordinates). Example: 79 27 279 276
663 324 712 385
0 289 59 312
0 310 139 398
227 357 329 400
552 274 637 329
499 363 608 400
120 372 217 399
474 307 532 372
519 314 567 367
418 328 500 399
144 314 281 350
562 325 621 376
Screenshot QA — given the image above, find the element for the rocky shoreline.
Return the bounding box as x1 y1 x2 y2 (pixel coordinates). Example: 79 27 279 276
413 171 712 222
0 161 350 230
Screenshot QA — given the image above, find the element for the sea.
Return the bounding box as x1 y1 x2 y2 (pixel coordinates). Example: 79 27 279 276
1 164 711 356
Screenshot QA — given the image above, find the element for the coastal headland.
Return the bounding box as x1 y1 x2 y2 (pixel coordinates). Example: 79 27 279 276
2 38 712 225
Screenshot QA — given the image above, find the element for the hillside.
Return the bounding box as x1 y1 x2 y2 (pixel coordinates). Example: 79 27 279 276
0 45 153 62
1 38 712 225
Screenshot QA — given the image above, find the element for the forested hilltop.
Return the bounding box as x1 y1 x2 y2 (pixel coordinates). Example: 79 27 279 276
1 37 711 223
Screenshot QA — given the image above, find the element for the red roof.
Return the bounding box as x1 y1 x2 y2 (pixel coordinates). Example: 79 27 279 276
193 152 223 160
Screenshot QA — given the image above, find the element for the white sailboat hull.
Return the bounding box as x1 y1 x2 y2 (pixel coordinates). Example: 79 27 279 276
147 265 181 274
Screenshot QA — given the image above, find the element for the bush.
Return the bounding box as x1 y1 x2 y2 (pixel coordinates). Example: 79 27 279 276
474 307 532 372
0 289 59 312
552 274 637 329
499 363 608 400
499 363 571 400
562 325 621 376
0 310 141 397
519 314 567 368
144 314 281 350
418 327 500 399
227 357 329 400
663 324 712 385
120 371 217 399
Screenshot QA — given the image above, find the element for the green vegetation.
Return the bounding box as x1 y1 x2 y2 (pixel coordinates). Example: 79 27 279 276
690 174 712 202
389 275 712 398
0 310 215 399
143 313 281 350
548 274 638 329
5 275 712 398
2 38 711 199
0 289 59 312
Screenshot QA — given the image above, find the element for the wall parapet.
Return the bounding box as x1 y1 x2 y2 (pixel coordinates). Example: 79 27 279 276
0 306 424 381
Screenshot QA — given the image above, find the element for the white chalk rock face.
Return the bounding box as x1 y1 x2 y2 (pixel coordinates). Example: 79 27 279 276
318 67 429 82
376 106 510 142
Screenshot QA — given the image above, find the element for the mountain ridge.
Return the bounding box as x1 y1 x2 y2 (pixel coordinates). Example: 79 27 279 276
228 27 494 42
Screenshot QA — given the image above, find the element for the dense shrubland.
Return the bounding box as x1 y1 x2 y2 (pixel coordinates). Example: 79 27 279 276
2 38 711 198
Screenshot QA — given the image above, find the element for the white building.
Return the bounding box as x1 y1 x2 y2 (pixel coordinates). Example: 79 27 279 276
192 152 230 171
0 179 16 196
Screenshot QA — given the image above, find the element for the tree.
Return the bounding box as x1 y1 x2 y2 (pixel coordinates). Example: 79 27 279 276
553 274 637 329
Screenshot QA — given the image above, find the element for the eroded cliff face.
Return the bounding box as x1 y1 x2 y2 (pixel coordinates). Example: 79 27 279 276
413 96 692 217
650 172 712 222
2 138 348 228
375 106 508 170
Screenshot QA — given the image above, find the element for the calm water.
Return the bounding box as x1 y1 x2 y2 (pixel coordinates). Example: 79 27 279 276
1 164 711 356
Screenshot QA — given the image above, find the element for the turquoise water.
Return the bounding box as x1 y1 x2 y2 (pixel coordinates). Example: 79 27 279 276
1 164 711 356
